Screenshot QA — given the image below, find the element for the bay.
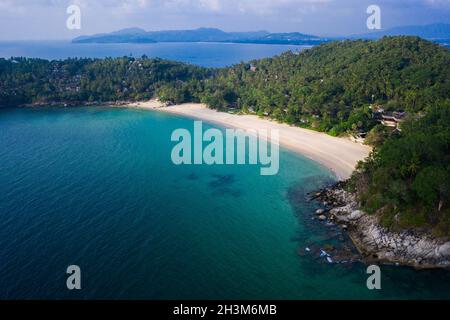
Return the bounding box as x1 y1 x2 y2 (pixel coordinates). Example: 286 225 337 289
0 107 449 299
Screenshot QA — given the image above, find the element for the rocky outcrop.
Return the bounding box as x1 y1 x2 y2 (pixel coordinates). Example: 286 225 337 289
314 183 450 269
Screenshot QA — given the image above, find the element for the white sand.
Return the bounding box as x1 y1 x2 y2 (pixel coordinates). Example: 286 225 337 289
127 100 372 180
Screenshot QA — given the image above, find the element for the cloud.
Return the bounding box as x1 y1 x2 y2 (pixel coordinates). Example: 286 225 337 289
199 0 221 11
179 0 332 15
0 0 332 15
424 0 450 5
0 0 448 40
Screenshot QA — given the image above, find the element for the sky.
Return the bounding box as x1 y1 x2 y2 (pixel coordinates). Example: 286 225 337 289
0 0 449 40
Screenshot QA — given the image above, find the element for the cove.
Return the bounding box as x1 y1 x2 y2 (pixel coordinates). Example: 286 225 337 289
0 106 449 300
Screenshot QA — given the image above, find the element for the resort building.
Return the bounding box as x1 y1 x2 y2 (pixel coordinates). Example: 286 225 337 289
370 105 407 131
380 111 407 130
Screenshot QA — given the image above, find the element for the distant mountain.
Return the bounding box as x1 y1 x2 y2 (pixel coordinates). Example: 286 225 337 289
72 24 450 45
72 27 325 45
137 28 256 42
110 28 147 35
72 28 155 43
353 23 450 40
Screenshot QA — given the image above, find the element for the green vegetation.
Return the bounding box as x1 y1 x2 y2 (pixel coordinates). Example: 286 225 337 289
0 56 210 106
2 37 448 137
350 105 450 236
187 37 449 136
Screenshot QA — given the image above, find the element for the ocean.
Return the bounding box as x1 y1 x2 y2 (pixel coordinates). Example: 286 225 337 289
0 41 309 68
0 107 449 299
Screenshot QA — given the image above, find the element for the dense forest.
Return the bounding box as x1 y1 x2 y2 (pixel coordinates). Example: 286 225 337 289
0 56 210 106
1 36 449 234
167 36 449 137
350 104 449 236
2 37 448 139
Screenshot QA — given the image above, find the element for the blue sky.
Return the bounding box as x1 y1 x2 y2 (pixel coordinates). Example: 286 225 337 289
0 0 449 40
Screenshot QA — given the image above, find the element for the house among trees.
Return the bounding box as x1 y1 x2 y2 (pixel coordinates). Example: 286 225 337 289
380 111 407 130
370 105 406 131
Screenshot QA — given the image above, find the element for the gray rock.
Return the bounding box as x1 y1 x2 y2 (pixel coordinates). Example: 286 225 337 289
312 184 450 268
438 243 450 257
349 210 363 220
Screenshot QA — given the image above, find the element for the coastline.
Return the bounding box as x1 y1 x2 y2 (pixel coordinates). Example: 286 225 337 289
126 100 372 180
128 100 450 270
313 183 450 269
7 101 449 270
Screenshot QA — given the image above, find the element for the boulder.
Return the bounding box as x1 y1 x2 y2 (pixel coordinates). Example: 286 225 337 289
349 210 364 220
438 243 450 257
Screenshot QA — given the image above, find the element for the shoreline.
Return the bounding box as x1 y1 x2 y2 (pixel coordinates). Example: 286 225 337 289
129 100 450 270
313 183 450 269
10 100 448 269
126 100 372 180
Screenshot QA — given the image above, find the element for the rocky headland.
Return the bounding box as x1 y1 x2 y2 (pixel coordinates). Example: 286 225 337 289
312 182 450 269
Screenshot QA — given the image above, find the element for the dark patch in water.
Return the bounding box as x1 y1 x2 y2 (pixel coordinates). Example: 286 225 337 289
287 178 361 266
209 174 235 188
209 174 242 197
286 175 334 210
187 173 199 180
211 188 242 198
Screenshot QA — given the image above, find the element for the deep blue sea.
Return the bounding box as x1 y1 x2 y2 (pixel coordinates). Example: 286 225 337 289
0 41 309 67
0 107 449 299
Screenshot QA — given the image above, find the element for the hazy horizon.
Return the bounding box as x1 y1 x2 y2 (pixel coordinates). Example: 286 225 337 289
0 0 449 41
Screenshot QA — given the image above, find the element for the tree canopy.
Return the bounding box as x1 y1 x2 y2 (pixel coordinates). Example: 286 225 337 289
351 104 450 235
0 56 211 106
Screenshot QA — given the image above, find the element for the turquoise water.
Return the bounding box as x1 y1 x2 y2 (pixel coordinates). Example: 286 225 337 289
0 41 309 67
0 107 449 300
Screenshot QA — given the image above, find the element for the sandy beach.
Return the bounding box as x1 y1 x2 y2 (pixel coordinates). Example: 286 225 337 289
127 100 372 180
